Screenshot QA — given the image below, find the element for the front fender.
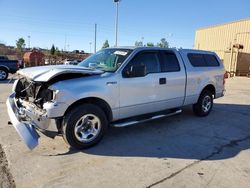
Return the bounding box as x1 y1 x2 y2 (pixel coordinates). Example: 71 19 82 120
49 76 119 118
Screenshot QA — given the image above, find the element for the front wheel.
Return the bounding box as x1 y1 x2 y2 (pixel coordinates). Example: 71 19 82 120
62 104 108 149
193 90 213 117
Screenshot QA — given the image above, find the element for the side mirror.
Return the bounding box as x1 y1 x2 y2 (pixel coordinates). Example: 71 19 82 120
123 64 146 78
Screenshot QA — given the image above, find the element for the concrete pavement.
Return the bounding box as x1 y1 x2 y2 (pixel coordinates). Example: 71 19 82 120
0 77 250 188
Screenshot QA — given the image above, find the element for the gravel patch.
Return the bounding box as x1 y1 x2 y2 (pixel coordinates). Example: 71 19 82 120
0 144 15 188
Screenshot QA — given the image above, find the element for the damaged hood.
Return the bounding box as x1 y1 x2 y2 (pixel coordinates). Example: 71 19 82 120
17 65 103 82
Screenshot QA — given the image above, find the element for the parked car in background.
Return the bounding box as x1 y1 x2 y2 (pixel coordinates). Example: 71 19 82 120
0 55 19 80
44 59 50 65
6 47 225 150
71 60 81 65
63 59 73 65
64 59 81 65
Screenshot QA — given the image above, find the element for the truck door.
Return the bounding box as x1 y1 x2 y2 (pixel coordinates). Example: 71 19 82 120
119 50 163 119
155 50 186 108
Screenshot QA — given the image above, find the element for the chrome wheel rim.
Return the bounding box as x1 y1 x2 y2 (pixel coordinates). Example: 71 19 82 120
74 114 101 143
202 95 212 113
0 70 6 80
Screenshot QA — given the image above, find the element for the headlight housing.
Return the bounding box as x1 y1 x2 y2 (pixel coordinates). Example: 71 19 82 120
51 90 58 101
43 89 58 102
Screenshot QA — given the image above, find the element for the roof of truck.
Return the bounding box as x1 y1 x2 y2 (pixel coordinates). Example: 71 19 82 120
110 46 215 54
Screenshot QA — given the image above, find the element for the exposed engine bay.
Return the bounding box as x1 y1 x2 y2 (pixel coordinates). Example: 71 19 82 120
14 73 86 109
15 78 53 108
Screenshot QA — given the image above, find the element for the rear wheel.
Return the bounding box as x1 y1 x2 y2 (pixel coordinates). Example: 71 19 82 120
63 104 108 149
0 68 8 80
193 90 213 117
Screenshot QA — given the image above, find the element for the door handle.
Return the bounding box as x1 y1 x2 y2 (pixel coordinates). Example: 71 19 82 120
159 78 167 85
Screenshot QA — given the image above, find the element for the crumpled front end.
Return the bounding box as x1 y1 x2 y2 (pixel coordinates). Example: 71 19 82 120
6 93 39 150
6 78 67 150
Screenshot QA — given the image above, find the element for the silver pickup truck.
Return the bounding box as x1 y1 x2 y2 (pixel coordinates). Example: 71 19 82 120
6 47 225 150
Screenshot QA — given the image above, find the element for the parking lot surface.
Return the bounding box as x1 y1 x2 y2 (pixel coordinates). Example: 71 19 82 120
0 77 250 188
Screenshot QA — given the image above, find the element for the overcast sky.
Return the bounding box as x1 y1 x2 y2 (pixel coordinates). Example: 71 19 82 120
0 0 249 52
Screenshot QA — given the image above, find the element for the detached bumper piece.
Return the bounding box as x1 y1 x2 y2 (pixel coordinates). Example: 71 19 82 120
6 93 39 150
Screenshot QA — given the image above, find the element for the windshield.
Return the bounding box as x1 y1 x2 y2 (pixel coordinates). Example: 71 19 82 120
79 48 132 72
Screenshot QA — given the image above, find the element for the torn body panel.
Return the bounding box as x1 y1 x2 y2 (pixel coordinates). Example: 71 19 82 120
7 66 103 149
6 93 39 150
17 65 103 82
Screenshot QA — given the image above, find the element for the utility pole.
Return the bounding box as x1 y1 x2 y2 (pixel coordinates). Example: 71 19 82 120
94 23 97 53
27 35 31 49
114 0 120 47
89 42 92 53
64 35 67 51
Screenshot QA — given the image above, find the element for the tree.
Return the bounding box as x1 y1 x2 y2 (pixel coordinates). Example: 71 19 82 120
135 41 143 47
102 40 110 49
146 42 154 47
50 44 55 55
16 38 25 51
157 38 169 48
55 47 61 56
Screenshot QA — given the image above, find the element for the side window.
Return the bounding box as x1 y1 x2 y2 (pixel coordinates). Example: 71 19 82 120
204 54 220 67
129 52 160 74
161 52 180 72
188 53 206 67
188 53 220 67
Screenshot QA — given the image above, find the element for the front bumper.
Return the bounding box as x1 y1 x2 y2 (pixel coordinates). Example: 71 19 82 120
6 93 39 150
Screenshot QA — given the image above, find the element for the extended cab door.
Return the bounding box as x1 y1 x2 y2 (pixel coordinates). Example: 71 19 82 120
156 50 186 108
119 50 164 119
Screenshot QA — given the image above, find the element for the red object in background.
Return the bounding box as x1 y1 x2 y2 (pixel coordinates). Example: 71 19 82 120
224 71 229 79
23 50 45 67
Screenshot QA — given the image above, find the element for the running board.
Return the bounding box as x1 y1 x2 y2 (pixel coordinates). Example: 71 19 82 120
111 109 182 128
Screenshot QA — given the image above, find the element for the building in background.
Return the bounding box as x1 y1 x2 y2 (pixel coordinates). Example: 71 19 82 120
194 18 250 76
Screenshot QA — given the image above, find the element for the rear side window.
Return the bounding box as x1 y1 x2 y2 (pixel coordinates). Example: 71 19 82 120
161 52 180 72
188 54 206 67
204 54 220 66
188 53 219 67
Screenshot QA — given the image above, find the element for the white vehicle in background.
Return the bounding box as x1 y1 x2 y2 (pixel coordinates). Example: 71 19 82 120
64 59 80 65
6 47 225 150
44 59 49 65
63 59 73 65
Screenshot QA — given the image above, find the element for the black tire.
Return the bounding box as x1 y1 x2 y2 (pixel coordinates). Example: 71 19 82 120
62 104 108 149
0 67 8 80
193 90 213 117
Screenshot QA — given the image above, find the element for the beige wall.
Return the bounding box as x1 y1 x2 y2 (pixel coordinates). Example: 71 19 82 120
194 18 250 59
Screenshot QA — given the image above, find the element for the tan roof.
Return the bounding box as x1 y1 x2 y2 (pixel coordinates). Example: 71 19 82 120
197 17 250 31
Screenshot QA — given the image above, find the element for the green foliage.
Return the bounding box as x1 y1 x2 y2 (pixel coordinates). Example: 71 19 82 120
157 38 169 48
135 41 143 47
146 42 154 47
102 40 110 49
134 38 168 48
50 44 56 55
16 38 25 52
55 47 61 56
